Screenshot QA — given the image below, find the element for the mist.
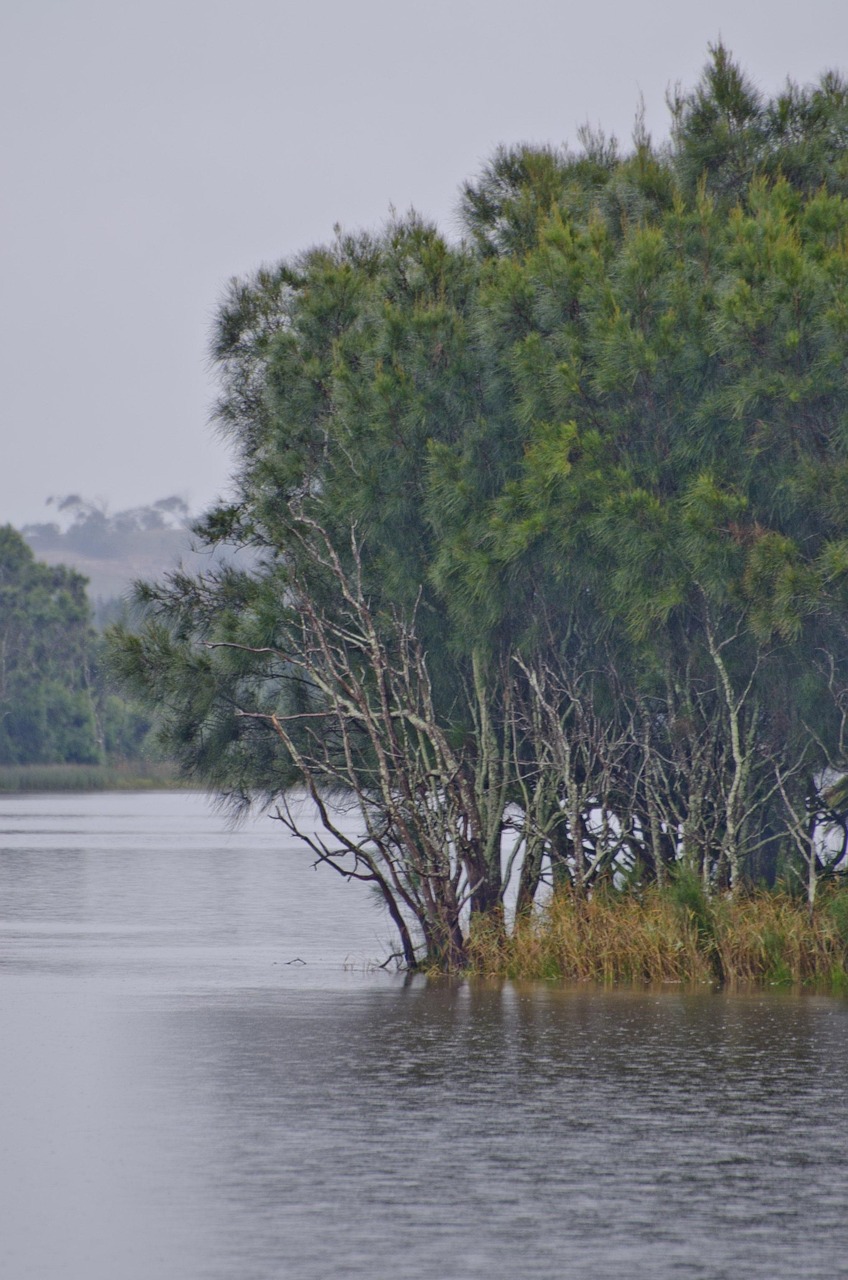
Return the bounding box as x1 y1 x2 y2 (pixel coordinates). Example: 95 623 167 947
3 0 848 527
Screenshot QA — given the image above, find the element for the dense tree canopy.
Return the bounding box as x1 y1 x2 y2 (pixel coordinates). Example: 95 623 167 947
0 525 152 765
0 526 102 763
114 47 848 966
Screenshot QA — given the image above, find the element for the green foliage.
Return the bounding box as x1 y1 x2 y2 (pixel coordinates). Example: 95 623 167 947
0 525 156 766
667 865 717 953
0 526 100 763
671 43 848 203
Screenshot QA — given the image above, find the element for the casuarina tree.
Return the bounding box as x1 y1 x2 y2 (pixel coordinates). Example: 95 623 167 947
113 47 848 965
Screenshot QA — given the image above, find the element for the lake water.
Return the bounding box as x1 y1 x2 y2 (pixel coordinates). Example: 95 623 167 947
2 790 847 1279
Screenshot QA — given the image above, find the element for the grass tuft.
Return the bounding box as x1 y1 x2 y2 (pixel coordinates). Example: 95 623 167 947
465 884 848 988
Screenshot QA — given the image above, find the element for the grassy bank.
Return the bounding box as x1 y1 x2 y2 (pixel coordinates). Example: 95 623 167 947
466 883 848 989
0 760 189 793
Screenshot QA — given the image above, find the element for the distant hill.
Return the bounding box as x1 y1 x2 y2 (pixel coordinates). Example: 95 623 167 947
20 496 202 604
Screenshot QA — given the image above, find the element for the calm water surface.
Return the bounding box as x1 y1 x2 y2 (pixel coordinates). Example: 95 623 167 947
2 791 847 1279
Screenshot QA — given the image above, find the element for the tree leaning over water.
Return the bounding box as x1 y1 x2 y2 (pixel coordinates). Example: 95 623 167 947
113 47 848 966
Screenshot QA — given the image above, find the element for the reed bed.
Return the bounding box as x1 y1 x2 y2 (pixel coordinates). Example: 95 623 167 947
0 761 186 793
466 884 848 988
711 892 848 987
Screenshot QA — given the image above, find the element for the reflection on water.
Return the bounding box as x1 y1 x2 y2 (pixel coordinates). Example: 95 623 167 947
2 792 847 1279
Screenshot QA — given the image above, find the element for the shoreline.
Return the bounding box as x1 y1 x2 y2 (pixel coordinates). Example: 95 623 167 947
0 761 192 794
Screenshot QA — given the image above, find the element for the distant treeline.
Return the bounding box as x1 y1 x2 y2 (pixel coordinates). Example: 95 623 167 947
19 495 194 605
19 495 248 608
22 494 190 562
0 524 157 766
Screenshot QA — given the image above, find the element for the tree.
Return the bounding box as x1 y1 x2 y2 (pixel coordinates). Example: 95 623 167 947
0 525 155 766
113 49 848 966
456 164 848 896
112 217 517 967
0 525 100 763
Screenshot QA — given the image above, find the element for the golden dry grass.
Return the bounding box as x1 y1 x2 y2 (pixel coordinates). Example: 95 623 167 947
711 891 848 986
465 885 848 988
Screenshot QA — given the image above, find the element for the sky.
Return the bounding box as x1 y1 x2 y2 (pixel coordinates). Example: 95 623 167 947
2 0 848 529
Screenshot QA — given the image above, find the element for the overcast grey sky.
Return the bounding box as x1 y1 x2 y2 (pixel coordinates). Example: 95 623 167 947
2 0 847 528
